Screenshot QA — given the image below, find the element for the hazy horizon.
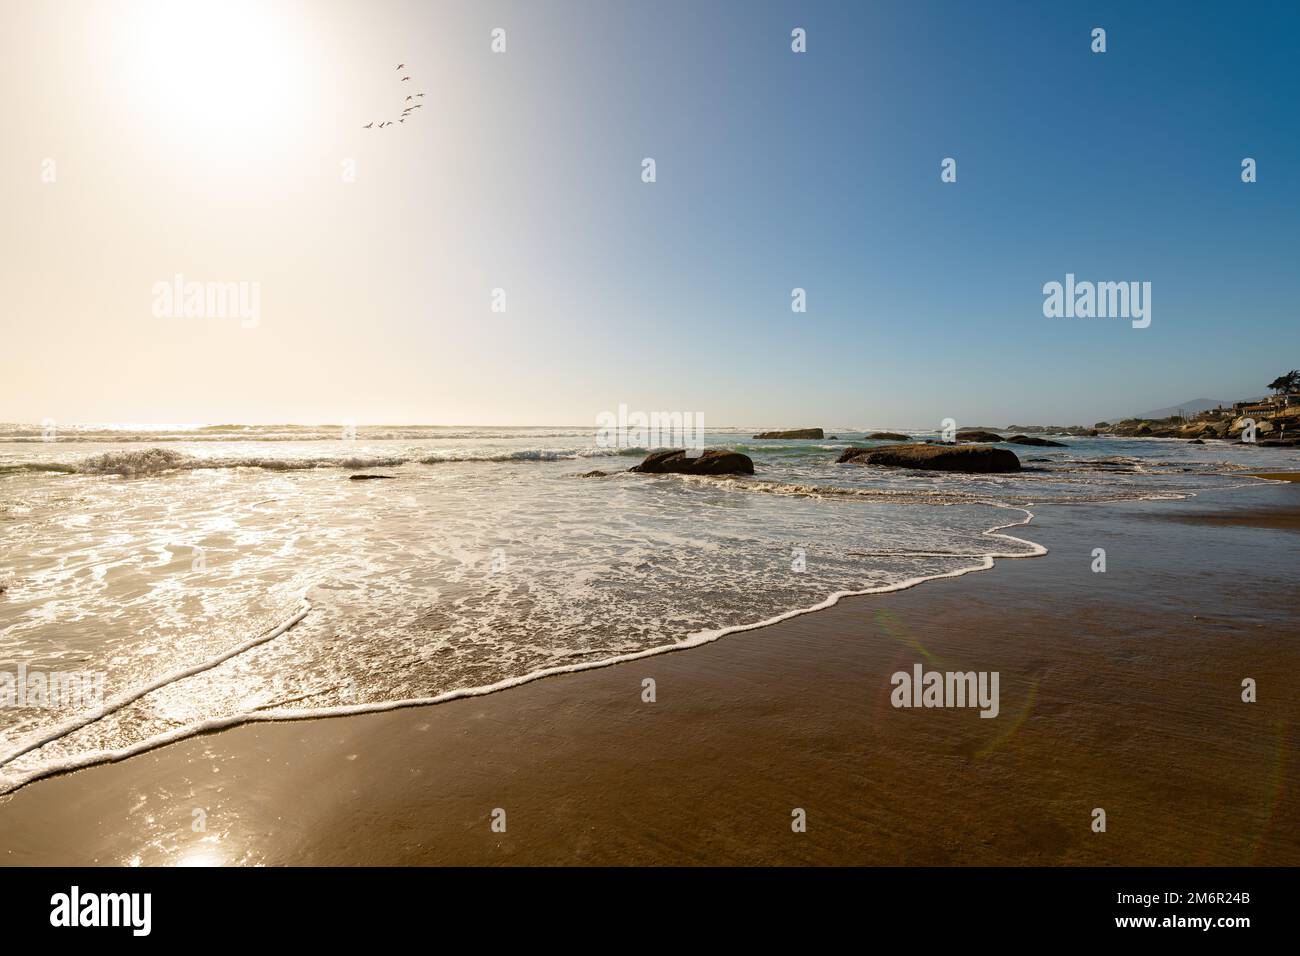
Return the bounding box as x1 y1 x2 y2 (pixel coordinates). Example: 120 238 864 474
0 399 1260 432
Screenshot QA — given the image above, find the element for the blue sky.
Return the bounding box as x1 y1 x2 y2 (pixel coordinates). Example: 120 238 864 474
539 0 1300 426
3 0 1297 426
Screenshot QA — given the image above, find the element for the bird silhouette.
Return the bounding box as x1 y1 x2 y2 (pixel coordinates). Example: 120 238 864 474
363 66 422 129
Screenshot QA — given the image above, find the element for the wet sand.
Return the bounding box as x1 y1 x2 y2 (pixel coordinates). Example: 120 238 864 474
1163 507 1300 530
1161 474 1300 529
2 484 1298 866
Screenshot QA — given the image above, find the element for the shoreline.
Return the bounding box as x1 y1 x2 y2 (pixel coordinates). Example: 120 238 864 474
0 503 1047 796
1 481 1297 864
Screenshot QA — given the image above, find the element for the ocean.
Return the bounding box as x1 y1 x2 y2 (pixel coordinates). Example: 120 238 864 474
0 423 1294 793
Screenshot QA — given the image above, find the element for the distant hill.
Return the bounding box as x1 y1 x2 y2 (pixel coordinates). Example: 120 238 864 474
1126 398 1236 420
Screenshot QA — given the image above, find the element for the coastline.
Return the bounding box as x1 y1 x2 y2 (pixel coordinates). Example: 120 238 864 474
2 481 1298 866
0 501 1046 796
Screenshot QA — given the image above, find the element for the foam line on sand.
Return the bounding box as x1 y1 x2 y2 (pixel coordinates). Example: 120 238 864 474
0 505 1047 795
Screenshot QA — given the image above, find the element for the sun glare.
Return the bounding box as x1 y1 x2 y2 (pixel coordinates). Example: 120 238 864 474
115 1 308 147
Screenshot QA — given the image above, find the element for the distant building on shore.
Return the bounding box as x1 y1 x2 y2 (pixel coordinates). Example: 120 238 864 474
1196 391 1300 422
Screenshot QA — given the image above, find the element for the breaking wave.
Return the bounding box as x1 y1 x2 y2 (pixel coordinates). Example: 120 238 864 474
3 446 640 478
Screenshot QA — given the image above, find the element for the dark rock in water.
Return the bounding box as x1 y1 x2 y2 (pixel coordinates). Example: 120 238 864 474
867 432 911 441
578 469 609 477
752 428 824 439
1005 434 1067 447
955 430 1005 443
827 436 839 440
349 474 396 480
631 449 755 475
1188 439 1205 445
1260 438 1300 447
840 442 1020 473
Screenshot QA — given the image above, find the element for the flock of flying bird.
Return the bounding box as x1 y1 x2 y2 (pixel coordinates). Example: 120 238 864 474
363 64 425 128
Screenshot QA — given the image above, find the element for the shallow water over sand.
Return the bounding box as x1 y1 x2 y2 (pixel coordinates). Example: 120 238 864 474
1 426 1296 791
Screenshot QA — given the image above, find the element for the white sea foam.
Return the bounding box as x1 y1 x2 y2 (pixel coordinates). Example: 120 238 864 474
3 446 636 477
0 603 310 769
1 429 1295 793
0 505 1044 794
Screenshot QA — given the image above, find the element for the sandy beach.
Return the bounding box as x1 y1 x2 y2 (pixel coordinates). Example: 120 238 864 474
2 479 1296 867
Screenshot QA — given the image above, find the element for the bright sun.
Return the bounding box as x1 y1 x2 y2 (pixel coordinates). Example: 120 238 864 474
114 0 309 146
